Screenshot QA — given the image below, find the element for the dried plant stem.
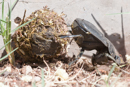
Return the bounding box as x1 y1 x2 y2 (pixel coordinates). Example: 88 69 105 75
68 63 84 81
43 59 51 78
6 48 15 65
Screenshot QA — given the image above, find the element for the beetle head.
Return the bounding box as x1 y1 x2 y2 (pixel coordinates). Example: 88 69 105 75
75 35 84 45
71 18 82 29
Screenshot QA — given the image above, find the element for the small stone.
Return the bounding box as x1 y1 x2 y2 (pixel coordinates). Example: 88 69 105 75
13 83 19 87
0 82 5 87
21 65 32 75
21 75 32 82
101 75 108 81
34 76 41 82
5 66 11 72
0 82 9 87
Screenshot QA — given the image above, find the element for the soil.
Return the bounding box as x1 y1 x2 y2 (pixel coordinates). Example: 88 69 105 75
0 47 130 87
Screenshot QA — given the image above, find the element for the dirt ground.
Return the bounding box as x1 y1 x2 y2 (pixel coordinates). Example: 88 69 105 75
1 0 130 87
0 56 130 87
0 41 130 87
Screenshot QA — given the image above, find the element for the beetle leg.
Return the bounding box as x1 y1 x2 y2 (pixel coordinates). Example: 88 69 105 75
68 48 85 66
105 53 120 65
59 34 83 44
59 34 83 38
92 54 97 66
68 30 73 35
105 53 116 62
69 38 74 44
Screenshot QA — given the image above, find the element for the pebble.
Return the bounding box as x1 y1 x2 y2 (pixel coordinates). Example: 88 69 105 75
21 75 32 82
21 65 32 75
34 76 41 82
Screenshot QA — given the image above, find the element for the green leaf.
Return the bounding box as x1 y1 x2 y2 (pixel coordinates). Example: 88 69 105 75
5 16 11 43
0 47 18 61
2 0 4 21
0 39 12 50
1 28 7 36
0 0 19 65
11 18 36 33
1 0 5 33
0 19 7 23
0 31 1 35
7 3 11 20
107 63 117 82
0 20 6 34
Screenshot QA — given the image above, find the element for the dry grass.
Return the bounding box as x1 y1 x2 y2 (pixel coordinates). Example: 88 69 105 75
0 56 130 87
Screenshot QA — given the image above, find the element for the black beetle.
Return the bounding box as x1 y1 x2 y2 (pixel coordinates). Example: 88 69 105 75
60 18 120 66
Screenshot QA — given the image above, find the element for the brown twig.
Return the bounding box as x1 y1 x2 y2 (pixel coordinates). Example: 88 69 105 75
43 59 51 78
68 63 84 81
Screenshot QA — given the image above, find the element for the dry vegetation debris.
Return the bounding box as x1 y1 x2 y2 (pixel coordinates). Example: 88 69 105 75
0 56 130 87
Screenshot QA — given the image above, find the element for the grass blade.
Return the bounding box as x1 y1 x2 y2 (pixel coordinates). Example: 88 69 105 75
8 3 11 20
32 81 36 87
1 0 5 32
0 69 6 75
11 18 36 33
0 21 6 36
6 17 9 42
0 0 19 65
0 19 6 23
0 39 12 50
2 0 4 20
110 73 122 87
7 0 19 17
0 47 18 61
107 63 117 82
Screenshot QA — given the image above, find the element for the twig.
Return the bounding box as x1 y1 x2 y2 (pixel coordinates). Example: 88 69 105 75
91 78 103 87
54 81 77 84
21 10 26 25
48 62 63 81
68 63 84 81
43 59 51 78
120 69 130 74
11 0 19 12
79 74 95 82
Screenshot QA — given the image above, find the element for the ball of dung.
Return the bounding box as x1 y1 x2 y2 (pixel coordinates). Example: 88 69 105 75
13 6 69 62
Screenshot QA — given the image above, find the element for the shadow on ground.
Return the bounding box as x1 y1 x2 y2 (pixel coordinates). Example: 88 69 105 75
91 7 126 61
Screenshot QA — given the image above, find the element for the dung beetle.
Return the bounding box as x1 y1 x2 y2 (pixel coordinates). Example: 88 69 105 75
59 18 120 66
